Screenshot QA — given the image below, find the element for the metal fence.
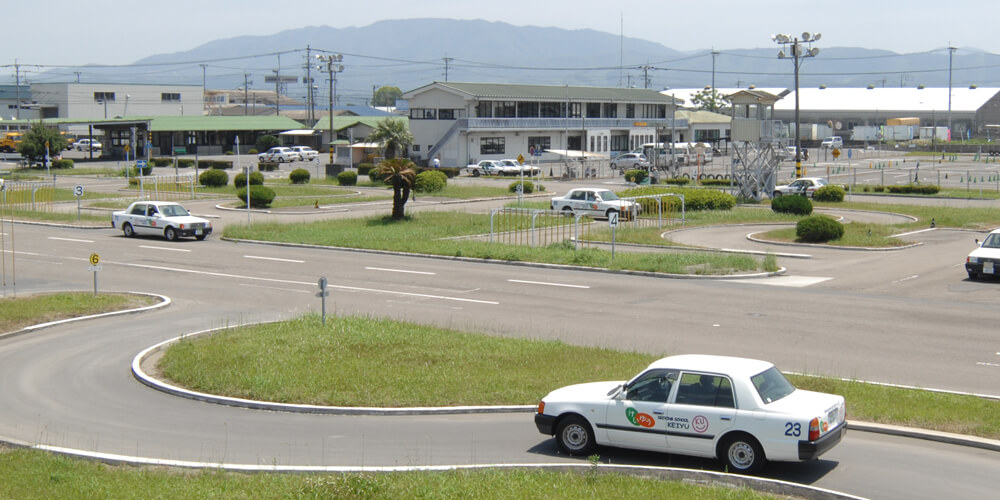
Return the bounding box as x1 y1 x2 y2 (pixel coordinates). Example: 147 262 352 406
0 180 56 212
135 173 197 201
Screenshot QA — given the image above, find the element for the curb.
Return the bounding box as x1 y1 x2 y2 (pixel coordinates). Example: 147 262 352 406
0 292 171 341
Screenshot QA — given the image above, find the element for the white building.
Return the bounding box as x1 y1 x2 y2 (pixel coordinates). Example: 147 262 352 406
401 82 683 167
30 83 202 124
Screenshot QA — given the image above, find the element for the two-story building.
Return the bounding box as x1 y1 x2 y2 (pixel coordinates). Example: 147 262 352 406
400 82 684 167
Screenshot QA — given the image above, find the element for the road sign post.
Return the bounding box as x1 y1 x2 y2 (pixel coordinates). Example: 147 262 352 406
88 253 101 296
609 212 619 259
316 276 330 325
74 185 85 221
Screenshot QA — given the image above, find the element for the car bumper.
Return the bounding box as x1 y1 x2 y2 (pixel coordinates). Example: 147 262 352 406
178 227 213 238
798 424 846 460
535 413 557 435
966 262 999 276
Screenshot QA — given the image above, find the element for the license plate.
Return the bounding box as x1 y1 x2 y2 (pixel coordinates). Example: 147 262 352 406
985 262 995 274
195 229 203 235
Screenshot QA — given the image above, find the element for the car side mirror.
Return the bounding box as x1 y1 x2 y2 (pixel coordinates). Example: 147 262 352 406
975 239 980 246
607 384 624 398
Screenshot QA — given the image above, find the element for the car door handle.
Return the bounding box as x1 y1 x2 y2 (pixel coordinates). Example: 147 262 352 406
720 416 732 421
653 410 664 415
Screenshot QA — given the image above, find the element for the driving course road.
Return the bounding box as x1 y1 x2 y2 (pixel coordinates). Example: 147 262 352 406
1 198 998 499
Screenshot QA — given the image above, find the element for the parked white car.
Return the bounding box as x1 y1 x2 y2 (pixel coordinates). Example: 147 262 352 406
550 188 639 219
820 137 843 149
111 201 212 241
772 177 829 198
290 146 319 161
965 229 1000 279
534 354 847 474
465 160 503 176
74 139 102 151
257 147 301 163
610 153 650 171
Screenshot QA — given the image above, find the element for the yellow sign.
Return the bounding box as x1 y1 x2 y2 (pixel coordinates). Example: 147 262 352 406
89 253 100 265
124 144 131 153
832 148 841 158
517 154 525 164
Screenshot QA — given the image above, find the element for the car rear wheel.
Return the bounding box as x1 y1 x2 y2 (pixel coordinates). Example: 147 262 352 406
471 169 481 177
164 227 178 242
555 415 595 455
606 208 619 219
772 191 782 198
122 223 135 237
560 206 574 216
720 434 765 474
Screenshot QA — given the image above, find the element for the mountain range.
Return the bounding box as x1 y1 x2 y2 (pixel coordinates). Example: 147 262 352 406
52 19 1000 105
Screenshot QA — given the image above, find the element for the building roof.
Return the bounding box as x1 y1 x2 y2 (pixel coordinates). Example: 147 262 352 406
676 109 732 125
667 88 787 107
313 115 407 132
148 115 305 132
407 81 679 103
775 87 1000 113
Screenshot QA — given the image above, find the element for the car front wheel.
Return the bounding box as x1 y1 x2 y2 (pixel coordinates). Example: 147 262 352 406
721 434 765 474
555 415 595 455
164 227 178 241
122 223 135 237
772 191 782 198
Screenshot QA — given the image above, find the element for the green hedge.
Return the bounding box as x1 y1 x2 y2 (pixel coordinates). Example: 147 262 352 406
508 180 536 194
337 170 358 186
415 166 460 178
771 194 813 215
151 157 174 167
198 160 233 170
698 177 733 186
414 170 448 193
885 184 940 195
289 168 311 184
358 163 375 176
813 184 846 202
177 159 195 168
258 162 279 172
51 159 74 169
237 185 276 208
619 186 737 211
132 165 153 176
624 169 649 184
234 171 264 188
199 168 229 187
662 177 691 186
796 215 844 242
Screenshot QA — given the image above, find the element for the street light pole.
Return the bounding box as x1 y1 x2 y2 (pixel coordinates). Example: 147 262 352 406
773 32 821 178
316 53 344 165
947 46 956 157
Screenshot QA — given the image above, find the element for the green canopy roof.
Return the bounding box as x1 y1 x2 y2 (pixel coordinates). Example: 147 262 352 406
149 115 305 132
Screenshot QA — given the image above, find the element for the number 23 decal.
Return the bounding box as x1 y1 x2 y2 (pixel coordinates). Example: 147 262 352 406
784 422 801 437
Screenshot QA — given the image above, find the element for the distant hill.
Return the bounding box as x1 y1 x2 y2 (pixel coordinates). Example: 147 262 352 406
54 19 1000 105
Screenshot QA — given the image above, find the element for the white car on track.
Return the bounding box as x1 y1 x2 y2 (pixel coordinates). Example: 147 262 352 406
772 177 829 198
550 188 639 219
534 354 847 474
965 229 1000 280
111 201 212 241
257 147 301 163
465 160 503 176
290 146 319 161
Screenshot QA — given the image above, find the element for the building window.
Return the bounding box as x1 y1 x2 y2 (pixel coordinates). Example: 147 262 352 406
695 130 722 141
611 135 629 152
603 136 608 151
412 144 421 152
568 102 582 118
476 101 493 118
589 136 595 151
540 102 562 118
410 108 437 119
94 92 116 102
603 103 617 118
480 137 505 155
438 109 455 120
586 103 601 118
517 102 539 117
528 136 550 152
494 101 516 118
626 104 635 118
161 93 181 102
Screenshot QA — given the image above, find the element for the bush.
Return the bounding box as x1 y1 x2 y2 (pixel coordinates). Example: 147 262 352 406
771 194 813 215
199 168 229 187
662 177 691 186
177 159 195 168
248 149 258 155
508 180 536 194
358 163 375 176
337 170 358 186
234 171 264 188
885 184 940 195
51 159 74 169
796 215 844 243
813 184 846 202
699 177 732 186
198 160 233 170
414 170 448 193
289 168 311 184
618 186 736 212
151 157 173 167
237 185 276 208
132 164 153 176
224 150 234 155
369 168 386 183
624 169 649 184
415 166 461 178
256 135 280 152
258 162 279 172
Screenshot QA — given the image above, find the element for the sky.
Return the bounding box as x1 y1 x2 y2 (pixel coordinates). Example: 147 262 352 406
3 0 998 71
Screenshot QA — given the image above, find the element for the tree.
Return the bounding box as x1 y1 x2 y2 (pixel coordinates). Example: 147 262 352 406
689 88 731 113
18 124 67 164
256 134 280 152
373 86 403 107
368 118 413 159
374 158 416 220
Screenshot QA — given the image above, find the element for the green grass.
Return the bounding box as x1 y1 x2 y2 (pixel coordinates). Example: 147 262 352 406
0 208 108 223
0 448 778 499
222 211 772 275
758 222 906 247
160 314 1000 440
0 292 158 333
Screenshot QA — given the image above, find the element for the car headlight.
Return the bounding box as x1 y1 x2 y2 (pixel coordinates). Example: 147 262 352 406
968 256 979 264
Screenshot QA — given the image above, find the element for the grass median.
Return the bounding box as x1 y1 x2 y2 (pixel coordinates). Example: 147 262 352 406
0 292 157 333
160 314 1000 440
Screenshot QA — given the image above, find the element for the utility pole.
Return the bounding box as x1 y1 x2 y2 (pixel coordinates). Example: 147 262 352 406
443 57 453 82
243 73 252 116
947 45 956 152
640 64 652 89
711 49 719 90
74 71 82 83
14 60 20 119
274 54 281 116
316 53 344 164
199 64 206 113
306 45 314 124
372 84 378 107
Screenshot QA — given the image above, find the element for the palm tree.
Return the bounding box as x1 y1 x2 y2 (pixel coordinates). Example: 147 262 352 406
374 158 417 219
368 118 413 159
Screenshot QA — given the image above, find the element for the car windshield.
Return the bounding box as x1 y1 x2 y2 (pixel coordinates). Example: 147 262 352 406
816 179 829 186
751 366 796 404
983 233 1000 248
598 190 619 201
159 205 188 217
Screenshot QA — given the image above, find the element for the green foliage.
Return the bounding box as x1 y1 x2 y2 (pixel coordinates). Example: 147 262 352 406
237 185 276 208
771 194 813 215
224 150 234 155
234 171 264 188
151 157 174 167
415 170 447 193
337 170 358 186
620 186 737 211
257 162 279 172
698 177 732 186
796 215 845 242
813 184 846 202
50 159 74 169
17 124 67 163
369 168 386 182
368 118 413 159
373 85 403 106
689 87 731 113
289 168 311 184
177 159 195 168
508 180 535 194
248 148 258 155
374 158 418 219
624 169 648 184
415 166 460 178
198 160 233 170
198 168 229 187
358 163 375 176
662 177 691 186
885 184 940 195
255 134 280 152
132 164 153 176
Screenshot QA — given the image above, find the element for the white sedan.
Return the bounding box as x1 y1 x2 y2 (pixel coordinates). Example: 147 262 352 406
257 147 301 163
290 146 319 161
534 354 846 474
465 160 503 177
772 177 828 198
550 188 639 219
965 229 1000 279
111 201 212 241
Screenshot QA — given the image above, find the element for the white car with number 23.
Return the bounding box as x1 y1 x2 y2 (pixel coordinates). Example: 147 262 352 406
534 354 846 474
550 188 639 219
111 201 212 241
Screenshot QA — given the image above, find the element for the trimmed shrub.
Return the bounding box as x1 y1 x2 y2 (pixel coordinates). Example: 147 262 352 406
357 163 375 176
415 166 460 178
414 170 447 193
151 157 173 167
237 185 276 208
198 160 233 170
771 194 813 215
619 186 736 212
177 159 195 168
796 215 844 243
885 184 940 195
508 180 536 194
199 168 229 187
624 169 649 184
234 171 264 188
369 168 386 183
224 150 234 155
873 185 887 193
258 162 279 172
813 184 846 202
248 149 259 155
51 159 74 169
289 168 311 184
699 177 733 186
337 170 358 186
663 177 691 186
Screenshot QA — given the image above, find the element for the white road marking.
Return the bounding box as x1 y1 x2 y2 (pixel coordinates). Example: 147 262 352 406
722 276 832 287
508 279 590 289
138 245 191 253
47 237 94 243
894 228 936 238
245 255 305 263
239 283 311 293
892 275 919 283
365 266 435 275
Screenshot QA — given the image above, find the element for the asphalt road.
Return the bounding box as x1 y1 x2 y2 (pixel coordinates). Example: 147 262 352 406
1 171 999 499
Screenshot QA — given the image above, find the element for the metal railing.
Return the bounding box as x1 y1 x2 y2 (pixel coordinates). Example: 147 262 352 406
136 174 197 201
490 207 591 249
0 180 55 212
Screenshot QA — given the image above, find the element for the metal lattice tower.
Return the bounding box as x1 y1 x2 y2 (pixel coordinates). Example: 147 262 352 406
731 141 780 201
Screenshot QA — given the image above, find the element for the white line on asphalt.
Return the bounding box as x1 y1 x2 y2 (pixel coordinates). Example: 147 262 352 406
893 275 919 283
894 228 936 238
138 245 191 253
239 283 311 293
976 362 1000 367
508 279 590 289
47 237 94 243
365 266 436 275
245 255 305 263
721 276 832 287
